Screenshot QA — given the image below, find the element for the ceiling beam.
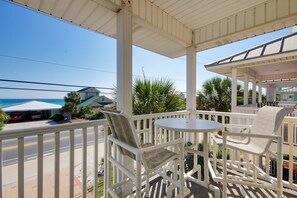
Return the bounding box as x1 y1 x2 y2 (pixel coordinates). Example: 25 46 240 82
133 16 190 48
91 0 121 13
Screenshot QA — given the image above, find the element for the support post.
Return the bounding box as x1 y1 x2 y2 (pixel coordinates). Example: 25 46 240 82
186 46 196 118
266 84 271 101
243 74 249 105
117 8 132 116
116 6 133 196
271 84 276 101
258 81 262 104
231 68 237 112
252 78 256 105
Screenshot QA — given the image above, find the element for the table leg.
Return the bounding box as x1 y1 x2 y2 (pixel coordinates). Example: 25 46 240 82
203 133 209 186
194 132 197 169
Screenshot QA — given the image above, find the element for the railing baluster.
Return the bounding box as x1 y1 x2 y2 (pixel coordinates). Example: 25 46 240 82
288 122 294 184
37 134 43 198
93 126 99 198
18 137 24 198
69 129 74 198
149 119 153 143
82 128 87 198
55 132 60 198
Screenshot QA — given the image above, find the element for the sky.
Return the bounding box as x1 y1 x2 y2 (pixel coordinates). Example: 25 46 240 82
0 0 293 99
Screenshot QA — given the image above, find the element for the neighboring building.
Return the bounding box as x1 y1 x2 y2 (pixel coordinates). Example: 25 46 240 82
278 87 297 102
3 100 62 121
179 92 185 99
78 87 100 101
77 87 113 111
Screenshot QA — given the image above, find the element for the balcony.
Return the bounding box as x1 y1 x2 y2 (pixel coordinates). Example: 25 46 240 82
1 110 296 197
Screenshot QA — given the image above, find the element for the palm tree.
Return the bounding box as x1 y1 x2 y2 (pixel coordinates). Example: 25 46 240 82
0 109 9 130
133 78 183 115
197 77 242 112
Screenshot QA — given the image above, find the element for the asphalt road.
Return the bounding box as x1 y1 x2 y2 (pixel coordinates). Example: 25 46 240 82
2 128 104 166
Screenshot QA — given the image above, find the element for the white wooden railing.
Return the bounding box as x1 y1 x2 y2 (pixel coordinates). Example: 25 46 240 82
0 119 108 198
237 105 297 117
0 110 296 197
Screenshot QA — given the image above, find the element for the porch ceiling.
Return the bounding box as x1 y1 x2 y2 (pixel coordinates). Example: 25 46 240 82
8 0 297 58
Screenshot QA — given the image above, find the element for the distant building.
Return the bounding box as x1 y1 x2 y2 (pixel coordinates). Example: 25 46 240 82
77 87 113 110
278 87 297 102
3 100 62 121
179 92 185 99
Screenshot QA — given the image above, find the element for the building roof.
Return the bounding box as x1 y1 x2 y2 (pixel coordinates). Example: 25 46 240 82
78 95 113 107
77 95 103 107
77 87 99 93
9 0 297 58
3 100 62 112
205 32 297 68
204 31 297 83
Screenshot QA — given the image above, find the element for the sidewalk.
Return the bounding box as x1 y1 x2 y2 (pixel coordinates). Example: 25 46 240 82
2 143 105 198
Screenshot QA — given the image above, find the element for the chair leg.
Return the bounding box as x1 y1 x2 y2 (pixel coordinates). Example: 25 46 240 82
213 140 218 174
145 174 150 197
277 137 283 198
222 131 227 198
136 154 141 198
179 142 184 196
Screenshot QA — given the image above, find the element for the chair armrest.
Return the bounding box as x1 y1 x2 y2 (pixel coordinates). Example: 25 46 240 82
140 138 183 153
109 135 183 155
109 135 139 155
223 124 252 129
223 124 251 133
224 131 280 140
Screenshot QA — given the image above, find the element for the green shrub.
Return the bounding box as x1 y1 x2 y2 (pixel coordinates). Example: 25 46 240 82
87 111 105 120
75 106 94 119
50 114 66 122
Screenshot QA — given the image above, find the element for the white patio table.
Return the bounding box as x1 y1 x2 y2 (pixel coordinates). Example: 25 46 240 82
154 118 223 190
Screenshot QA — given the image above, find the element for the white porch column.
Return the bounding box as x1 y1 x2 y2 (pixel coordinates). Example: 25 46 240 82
186 46 196 118
231 68 237 112
252 78 256 104
117 8 132 115
258 81 262 103
116 7 133 195
271 84 276 101
243 74 249 105
266 84 271 101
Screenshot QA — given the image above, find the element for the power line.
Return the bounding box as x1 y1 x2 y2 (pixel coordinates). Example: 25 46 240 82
0 87 113 94
0 54 186 82
0 54 116 74
0 78 115 90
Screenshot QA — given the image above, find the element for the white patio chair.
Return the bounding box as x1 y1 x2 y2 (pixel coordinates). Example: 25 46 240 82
101 110 186 198
211 106 294 198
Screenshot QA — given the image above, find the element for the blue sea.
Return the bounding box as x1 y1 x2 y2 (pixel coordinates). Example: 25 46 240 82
0 99 65 107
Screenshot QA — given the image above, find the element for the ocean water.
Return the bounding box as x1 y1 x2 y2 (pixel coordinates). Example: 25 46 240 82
0 99 65 107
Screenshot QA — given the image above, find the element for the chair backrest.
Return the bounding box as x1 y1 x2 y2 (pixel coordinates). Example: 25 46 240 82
250 106 294 153
101 110 140 159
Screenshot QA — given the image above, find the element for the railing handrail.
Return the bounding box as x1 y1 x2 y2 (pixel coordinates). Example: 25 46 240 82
0 119 108 140
132 110 188 120
196 110 256 119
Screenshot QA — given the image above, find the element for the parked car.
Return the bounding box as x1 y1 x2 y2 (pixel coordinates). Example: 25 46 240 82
9 112 23 121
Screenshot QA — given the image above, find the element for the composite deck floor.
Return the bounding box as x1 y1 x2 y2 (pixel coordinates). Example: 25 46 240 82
145 173 297 198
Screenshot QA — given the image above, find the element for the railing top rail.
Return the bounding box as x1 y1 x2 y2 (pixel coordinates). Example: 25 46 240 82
132 110 189 120
0 119 108 140
196 110 256 119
